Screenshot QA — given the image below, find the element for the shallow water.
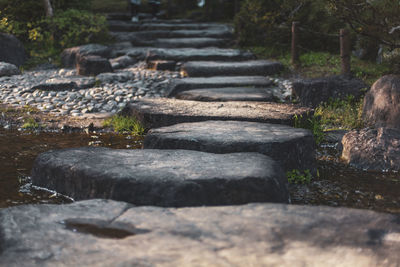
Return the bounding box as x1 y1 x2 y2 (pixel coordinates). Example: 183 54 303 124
0 129 143 208
0 129 399 214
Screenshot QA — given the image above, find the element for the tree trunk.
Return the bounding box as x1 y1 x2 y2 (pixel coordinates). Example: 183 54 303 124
43 0 54 17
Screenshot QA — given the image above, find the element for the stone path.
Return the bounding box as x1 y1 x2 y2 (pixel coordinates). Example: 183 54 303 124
1 199 399 266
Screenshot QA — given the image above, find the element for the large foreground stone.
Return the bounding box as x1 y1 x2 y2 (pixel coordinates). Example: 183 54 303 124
145 48 255 62
175 87 279 102
167 76 273 96
131 37 229 48
363 75 400 129
144 120 316 172
61 44 112 68
2 200 399 266
31 147 289 206
342 127 400 171
0 62 20 77
292 75 367 108
0 33 27 67
122 98 313 127
181 60 284 77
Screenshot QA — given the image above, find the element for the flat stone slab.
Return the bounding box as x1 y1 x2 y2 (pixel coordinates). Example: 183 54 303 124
2 200 399 266
31 147 289 206
122 98 313 127
175 87 279 102
146 48 255 62
131 37 229 48
110 28 234 41
181 60 284 77
167 76 273 96
144 120 316 172
108 20 231 31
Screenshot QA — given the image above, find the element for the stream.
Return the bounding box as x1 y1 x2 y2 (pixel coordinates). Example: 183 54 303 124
0 129 399 213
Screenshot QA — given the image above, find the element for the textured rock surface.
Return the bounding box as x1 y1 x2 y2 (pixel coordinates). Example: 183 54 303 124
2 199 399 267
77 55 113 76
363 75 400 129
342 127 400 171
181 60 284 77
131 37 229 48
61 44 112 68
0 62 20 77
31 147 289 205
109 55 137 69
122 98 313 127
167 76 273 96
108 21 231 31
147 60 177 71
292 75 367 108
175 87 278 102
145 48 255 62
144 120 316 172
0 33 27 67
30 78 77 91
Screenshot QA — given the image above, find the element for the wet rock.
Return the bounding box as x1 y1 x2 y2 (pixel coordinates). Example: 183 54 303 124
31 147 289 205
132 37 229 48
175 87 278 102
109 55 137 69
0 62 20 77
61 44 112 68
342 127 400 171
363 75 400 129
292 75 368 108
0 33 27 67
145 48 255 62
96 72 134 84
144 120 316 172
122 98 313 128
30 78 77 91
147 60 176 71
77 55 113 76
168 76 273 96
181 60 284 77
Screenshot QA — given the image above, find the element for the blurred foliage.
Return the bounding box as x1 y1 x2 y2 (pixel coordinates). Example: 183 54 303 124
0 0 109 68
235 0 344 52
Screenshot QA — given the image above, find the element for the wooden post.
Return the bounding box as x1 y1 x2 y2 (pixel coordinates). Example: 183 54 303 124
340 28 351 76
291 21 300 66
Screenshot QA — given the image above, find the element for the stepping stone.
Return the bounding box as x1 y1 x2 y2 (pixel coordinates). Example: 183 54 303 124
31 147 289 206
4 200 398 266
181 60 284 77
122 98 312 127
108 20 230 31
175 87 279 102
144 120 316 172
147 60 176 71
131 37 229 48
146 48 255 62
167 76 273 96
110 28 234 41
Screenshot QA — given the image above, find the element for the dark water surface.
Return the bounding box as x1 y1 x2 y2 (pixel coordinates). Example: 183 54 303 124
0 129 399 214
0 129 143 208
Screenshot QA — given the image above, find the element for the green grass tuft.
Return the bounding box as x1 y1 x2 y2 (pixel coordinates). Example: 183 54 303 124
21 117 40 130
103 115 145 136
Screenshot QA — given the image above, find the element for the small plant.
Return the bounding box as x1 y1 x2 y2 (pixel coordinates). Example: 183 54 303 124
21 117 40 130
103 115 145 136
294 113 325 145
287 169 312 184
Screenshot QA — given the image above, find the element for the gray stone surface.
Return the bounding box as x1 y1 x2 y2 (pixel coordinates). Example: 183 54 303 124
61 44 112 68
144 120 316 172
342 127 400 171
30 78 77 91
168 76 273 96
122 98 313 127
31 147 289 206
363 75 400 129
77 55 113 76
109 55 137 69
147 60 177 71
181 60 284 77
131 37 229 48
108 20 231 31
2 199 399 267
175 87 278 102
96 72 134 84
110 28 234 41
0 33 27 67
146 48 255 62
0 62 20 77
292 75 368 108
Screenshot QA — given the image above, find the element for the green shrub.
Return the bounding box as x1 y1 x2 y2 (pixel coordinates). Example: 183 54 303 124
294 113 325 145
103 115 145 136
287 169 312 184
